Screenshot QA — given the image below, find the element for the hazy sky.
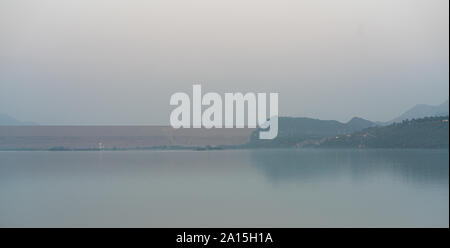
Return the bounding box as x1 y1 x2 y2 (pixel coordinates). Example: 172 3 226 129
0 0 448 125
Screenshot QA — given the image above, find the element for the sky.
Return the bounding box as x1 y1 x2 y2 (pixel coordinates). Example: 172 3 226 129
0 0 448 125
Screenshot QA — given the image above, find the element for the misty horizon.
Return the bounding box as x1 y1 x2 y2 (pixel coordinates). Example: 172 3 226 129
1 99 448 126
1 0 449 125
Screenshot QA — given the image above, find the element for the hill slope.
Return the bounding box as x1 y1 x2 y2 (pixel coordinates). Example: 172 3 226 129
319 116 449 148
245 116 376 148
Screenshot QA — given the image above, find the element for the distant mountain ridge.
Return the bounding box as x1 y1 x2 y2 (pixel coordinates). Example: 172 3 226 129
387 100 449 124
0 114 38 126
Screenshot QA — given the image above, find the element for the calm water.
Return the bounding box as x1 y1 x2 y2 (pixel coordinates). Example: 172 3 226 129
0 149 448 227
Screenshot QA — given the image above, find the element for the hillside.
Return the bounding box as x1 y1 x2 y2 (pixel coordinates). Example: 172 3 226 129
319 116 449 148
245 116 376 148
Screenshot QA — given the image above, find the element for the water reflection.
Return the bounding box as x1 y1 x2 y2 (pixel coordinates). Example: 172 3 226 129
0 149 448 227
250 149 449 186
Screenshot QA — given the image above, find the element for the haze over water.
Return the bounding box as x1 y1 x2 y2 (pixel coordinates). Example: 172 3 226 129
1 149 447 227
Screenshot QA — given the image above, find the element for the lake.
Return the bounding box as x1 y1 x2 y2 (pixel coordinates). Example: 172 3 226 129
0 149 448 227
